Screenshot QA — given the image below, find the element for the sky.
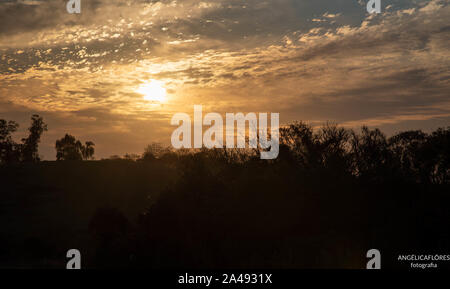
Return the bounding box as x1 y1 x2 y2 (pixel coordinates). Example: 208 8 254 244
0 0 449 159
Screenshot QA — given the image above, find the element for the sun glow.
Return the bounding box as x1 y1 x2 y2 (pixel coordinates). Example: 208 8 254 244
137 80 167 102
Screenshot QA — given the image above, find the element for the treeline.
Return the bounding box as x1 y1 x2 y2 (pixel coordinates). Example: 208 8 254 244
1 115 448 185
0 115 95 164
110 122 449 185
277 122 449 185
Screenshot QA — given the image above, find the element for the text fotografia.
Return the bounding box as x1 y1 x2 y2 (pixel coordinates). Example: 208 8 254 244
398 254 450 269
171 105 279 159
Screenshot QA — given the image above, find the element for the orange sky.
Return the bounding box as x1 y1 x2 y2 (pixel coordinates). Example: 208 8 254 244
0 0 449 159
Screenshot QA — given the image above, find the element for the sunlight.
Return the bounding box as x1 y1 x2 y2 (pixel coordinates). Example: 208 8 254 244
137 80 167 103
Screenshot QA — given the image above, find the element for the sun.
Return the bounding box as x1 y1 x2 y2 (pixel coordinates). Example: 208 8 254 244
137 80 167 102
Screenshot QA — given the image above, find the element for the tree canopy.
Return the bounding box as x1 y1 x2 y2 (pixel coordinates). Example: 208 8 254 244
0 115 47 164
55 134 95 161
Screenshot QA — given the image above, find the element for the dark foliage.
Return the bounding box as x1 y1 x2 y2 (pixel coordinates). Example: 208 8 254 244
0 122 448 269
89 123 449 269
0 114 47 164
55 134 95 160
21 115 48 162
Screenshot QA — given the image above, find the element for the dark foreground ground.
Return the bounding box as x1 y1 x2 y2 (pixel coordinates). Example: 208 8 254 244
0 158 448 269
0 124 449 269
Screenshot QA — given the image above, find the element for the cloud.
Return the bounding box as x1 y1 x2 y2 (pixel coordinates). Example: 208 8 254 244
0 0 449 158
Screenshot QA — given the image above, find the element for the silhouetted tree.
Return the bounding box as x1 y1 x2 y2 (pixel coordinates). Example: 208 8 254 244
1 115 47 164
279 122 352 174
55 134 95 160
350 126 393 181
142 142 171 161
0 119 20 164
82 141 95 160
280 121 317 167
21 115 48 162
388 130 427 182
421 127 450 184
